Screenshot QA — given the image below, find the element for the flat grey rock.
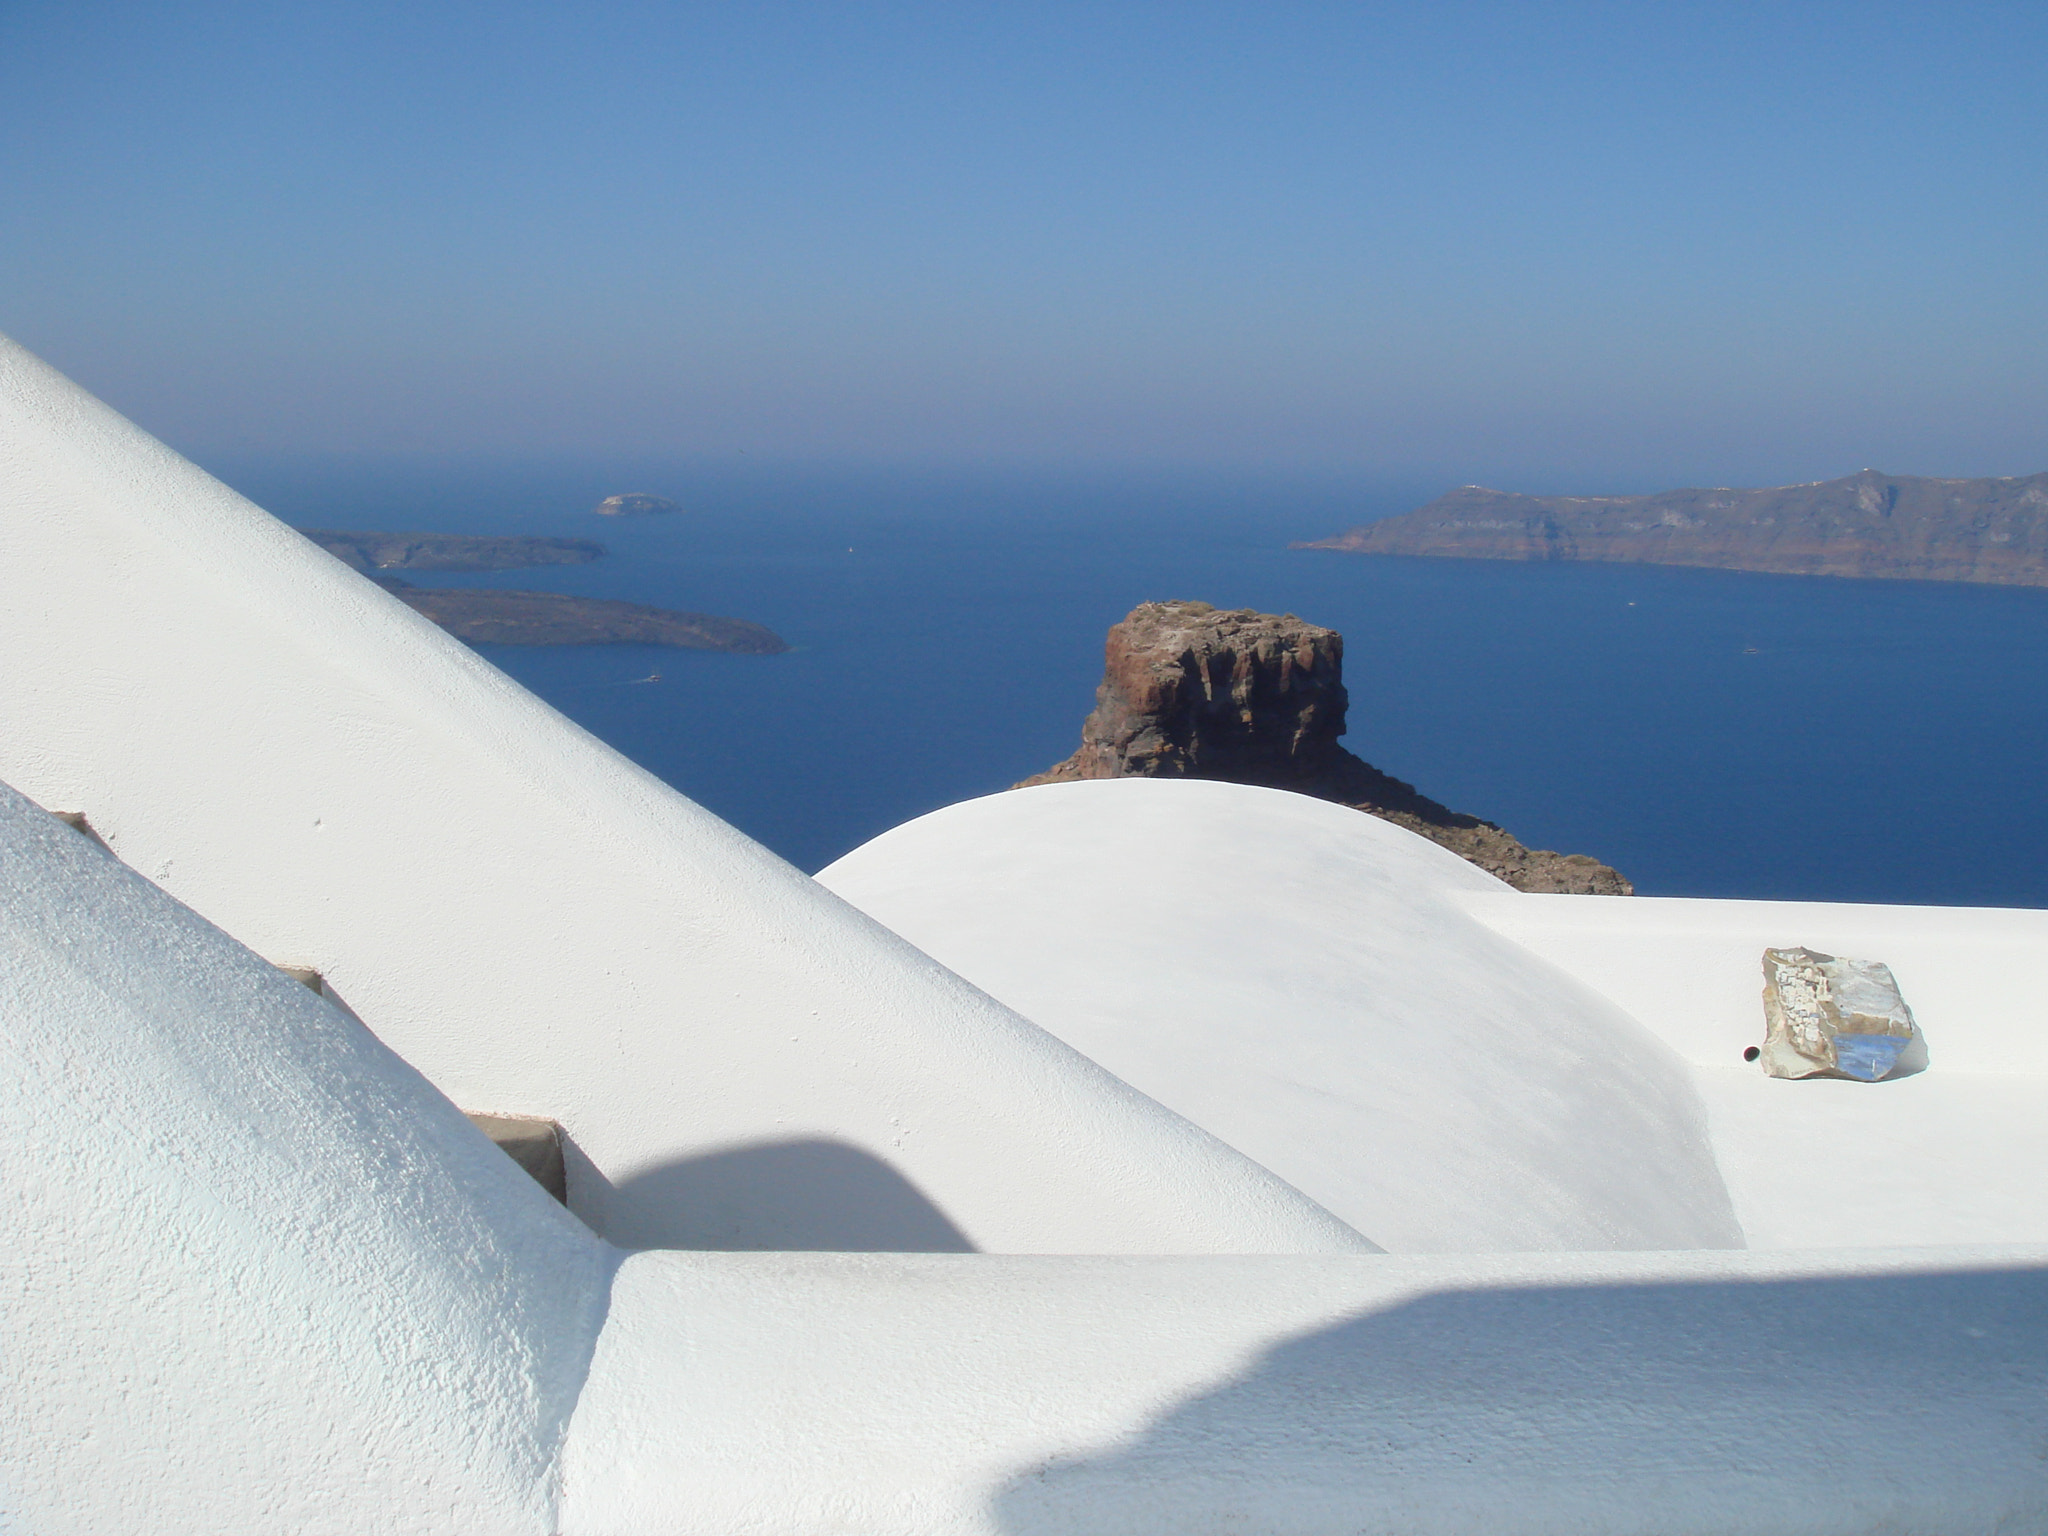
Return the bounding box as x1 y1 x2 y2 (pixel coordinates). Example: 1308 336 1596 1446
1759 947 1927 1081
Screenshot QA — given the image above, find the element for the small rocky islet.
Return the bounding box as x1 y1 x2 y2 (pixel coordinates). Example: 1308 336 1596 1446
1021 599 1631 895
593 493 681 517
309 517 1630 880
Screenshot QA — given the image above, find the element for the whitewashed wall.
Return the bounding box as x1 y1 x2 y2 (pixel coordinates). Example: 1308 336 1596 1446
0 782 608 1535
0 333 1367 1257
564 1246 2048 1535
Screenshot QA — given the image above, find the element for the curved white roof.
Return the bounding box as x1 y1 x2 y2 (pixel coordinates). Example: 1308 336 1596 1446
822 777 2048 1255
819 778 1743 1252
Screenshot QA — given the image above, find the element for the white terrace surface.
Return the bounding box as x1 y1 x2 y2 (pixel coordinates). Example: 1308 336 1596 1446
6 331 2048 1532
1461 888 2048 1248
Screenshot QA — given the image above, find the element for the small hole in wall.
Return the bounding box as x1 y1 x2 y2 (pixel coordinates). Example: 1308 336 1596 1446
1743 1046 1762 1063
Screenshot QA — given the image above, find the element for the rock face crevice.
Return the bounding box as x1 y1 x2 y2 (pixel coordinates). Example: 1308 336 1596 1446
1021 601 1630 895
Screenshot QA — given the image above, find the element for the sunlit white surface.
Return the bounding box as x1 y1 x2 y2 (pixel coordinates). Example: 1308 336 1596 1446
819 778 1742 1252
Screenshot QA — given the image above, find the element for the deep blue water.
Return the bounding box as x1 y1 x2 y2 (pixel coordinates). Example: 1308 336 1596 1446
227 458 2048 907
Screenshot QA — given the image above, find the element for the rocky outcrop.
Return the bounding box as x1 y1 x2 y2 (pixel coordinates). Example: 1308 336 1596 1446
1298 470 2048 587
594 493 681 517
376 579 788 654
304 530 606 572
1020 601 1630 895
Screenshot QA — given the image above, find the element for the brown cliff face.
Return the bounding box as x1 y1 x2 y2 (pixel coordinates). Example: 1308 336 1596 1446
1297 470 2048 587
1038 601 1350 784
1020 600 1631 895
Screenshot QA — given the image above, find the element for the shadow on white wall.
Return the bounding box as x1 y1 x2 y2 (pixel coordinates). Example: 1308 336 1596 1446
610 1138 977 1251
988 1262 2048 1533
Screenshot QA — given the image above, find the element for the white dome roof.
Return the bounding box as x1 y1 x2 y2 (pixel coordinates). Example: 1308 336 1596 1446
820 778 1742 1252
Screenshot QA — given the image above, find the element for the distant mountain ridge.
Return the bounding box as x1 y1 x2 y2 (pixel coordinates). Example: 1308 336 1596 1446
1299 470 2048 587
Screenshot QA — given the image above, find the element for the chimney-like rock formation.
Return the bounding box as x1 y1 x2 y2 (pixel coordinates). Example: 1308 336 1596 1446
1020 600 1631 895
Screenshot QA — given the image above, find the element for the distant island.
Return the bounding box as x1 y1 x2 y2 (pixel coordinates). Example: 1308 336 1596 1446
375 579 789 654
1298 469 2048 587
305 530 606 572
594 493 680 517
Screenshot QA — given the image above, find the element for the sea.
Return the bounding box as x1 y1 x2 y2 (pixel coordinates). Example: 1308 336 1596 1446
226 457 2048 909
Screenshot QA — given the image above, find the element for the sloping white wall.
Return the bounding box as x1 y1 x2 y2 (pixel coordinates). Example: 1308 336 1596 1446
1462 891 2048 1247
0 333 1366 1256
564 1245 2048 1535
0 781 608 1535
817 779 1742 1253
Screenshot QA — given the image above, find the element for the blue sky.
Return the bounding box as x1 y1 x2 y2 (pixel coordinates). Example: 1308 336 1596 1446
2 1 2044 489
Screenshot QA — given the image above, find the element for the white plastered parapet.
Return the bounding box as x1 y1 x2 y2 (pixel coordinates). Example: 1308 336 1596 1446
564 1246 2048 1535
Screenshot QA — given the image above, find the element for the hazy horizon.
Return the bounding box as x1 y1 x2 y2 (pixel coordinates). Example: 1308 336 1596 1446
4 2 2045 496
